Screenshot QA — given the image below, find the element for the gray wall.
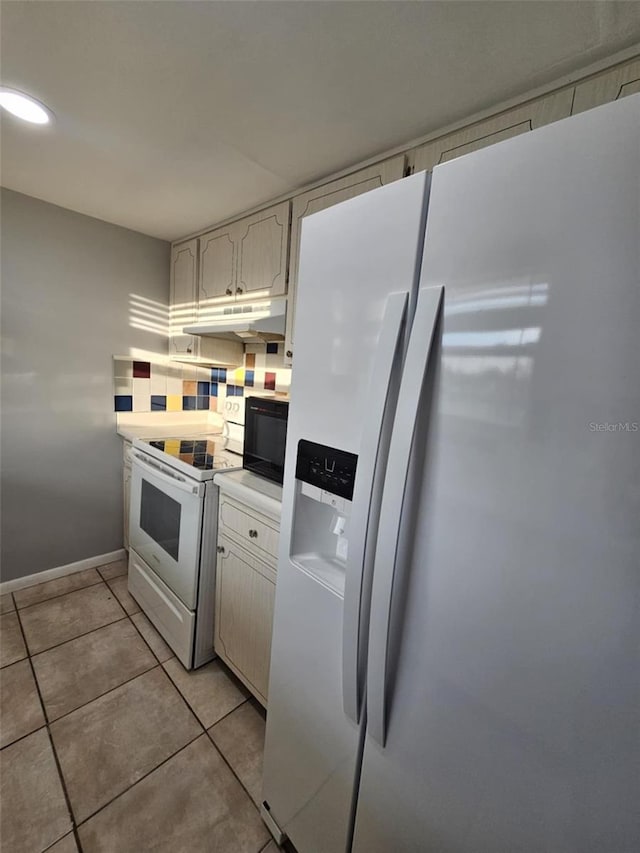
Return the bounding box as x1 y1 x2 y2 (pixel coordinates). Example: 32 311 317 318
1 189 170 582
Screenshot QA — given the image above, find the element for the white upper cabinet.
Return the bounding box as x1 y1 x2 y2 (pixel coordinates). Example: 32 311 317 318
571 57 640 115
169 238 198 359
285 154 406 364
236 201 290 299
198 200 290 314
199 225 236 306
411 89 574 173
170 237 243 365
170 56 637 369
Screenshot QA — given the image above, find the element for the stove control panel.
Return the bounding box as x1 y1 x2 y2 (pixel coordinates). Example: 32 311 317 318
296 440 358 503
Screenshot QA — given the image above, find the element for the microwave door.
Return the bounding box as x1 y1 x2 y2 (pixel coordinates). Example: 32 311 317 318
129 453 204 609
244 399 288 483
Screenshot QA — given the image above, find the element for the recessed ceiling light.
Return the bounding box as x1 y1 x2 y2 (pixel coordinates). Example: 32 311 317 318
0 88 52 125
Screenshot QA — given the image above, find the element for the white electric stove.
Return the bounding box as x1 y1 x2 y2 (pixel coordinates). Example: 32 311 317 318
128 432 241 669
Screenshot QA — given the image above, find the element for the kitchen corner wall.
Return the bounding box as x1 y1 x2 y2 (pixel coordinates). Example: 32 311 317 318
1 189 170 583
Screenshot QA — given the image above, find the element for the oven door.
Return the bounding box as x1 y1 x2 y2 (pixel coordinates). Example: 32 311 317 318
129 450 204 609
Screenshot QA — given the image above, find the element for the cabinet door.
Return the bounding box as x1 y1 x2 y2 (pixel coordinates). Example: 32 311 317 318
215 535 276 705
571 57 640 115
411 89 573 172
169 239 199 358
198 225 236 314
236 201 290 300
285 154 406 364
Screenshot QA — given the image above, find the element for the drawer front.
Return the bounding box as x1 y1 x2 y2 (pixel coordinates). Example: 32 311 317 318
219 494 280 563
128 549 195 669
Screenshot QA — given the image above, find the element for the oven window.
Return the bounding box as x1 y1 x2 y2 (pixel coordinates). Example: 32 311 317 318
251 415 287 469
140 480 181 561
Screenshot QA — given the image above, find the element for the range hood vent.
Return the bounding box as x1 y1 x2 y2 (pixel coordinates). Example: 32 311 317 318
183 297 286 341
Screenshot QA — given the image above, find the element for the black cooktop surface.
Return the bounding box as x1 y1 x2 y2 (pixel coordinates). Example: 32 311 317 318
147 438 232 471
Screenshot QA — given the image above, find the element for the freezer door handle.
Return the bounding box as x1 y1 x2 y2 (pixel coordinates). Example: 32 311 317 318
343 290 409 725
366 285 443 746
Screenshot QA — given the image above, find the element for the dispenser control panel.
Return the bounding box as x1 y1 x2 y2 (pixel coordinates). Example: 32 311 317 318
296 440 358 502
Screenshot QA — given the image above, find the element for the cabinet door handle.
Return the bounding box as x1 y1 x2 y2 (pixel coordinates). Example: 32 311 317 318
236 286 243 295
248 529 258 538
225 287 233 296
286 350 293 359
216 545 225 554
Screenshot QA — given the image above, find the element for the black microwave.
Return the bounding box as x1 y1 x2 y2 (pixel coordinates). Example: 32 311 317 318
243 397 289 485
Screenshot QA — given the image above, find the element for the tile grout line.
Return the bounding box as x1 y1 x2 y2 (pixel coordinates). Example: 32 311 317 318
158 659 265 814
103 576 141 618
46 662 162 727
125 610 174 666
103 578 133 619
26 614 130 658
13 577 107 612
0 722 49 753
154 662 209 734
206 696 250 730
12 603 84 853
205 725 264 816
161 658 250 731
41 830 79 853
74 730 206 829
127 612 269 811
8 587 267 845
96 568 127 583
58 657 220 827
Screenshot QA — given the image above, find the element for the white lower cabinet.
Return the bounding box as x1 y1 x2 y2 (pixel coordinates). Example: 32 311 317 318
214 481 281 706
215 535 276 705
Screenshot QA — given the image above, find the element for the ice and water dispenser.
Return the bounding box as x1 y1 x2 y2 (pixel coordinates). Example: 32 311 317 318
290 440 358 596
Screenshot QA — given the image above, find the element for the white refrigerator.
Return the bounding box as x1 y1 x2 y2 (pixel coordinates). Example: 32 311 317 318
262 94 640 853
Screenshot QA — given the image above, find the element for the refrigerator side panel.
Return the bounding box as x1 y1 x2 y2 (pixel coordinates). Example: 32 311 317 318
262 174 431 853
354 94 640 852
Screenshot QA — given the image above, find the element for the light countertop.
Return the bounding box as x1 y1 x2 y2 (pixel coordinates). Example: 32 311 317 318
116 411 224 442
214 469 283 520
117 422 220 441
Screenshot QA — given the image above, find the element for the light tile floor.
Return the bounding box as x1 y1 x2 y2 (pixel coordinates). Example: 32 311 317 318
0 558 279 853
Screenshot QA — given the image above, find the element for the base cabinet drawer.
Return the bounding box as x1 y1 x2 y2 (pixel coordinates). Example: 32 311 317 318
219 494 280 564
214 535 275 706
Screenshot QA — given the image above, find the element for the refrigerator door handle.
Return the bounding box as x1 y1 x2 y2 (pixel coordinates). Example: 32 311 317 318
343 290 409 724
366 285 444 746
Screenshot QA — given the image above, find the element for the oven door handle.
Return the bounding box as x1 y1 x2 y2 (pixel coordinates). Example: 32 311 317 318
131 452 204 497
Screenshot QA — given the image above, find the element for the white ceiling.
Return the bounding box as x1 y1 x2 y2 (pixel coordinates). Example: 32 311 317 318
1 1 639 241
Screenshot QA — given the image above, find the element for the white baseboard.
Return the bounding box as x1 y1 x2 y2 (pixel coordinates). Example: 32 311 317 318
0 549 127 595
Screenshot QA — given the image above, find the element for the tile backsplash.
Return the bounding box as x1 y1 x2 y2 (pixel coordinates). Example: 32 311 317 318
113 342 290 413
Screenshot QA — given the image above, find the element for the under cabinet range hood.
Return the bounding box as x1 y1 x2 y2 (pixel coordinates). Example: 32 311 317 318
184 297 286 341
